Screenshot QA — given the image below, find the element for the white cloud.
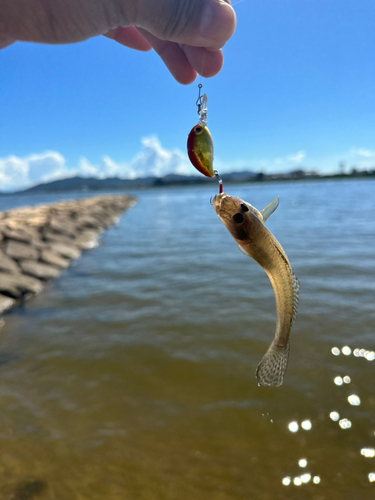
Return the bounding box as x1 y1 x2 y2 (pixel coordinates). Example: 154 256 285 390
286 151 305 163
340 148 375 173
100 156 138 179
216 146 375 175
3 140 373 192
349 148 375 159
0 155 29 188
0 136 192 191
216 151 307 174
77 157 99 177
129 136 190 177
28 151 67 183
274 151 305 168
76 136 191 180
0 151 70 190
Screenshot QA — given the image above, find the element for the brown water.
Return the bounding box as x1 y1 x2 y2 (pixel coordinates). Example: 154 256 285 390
0 180 374 499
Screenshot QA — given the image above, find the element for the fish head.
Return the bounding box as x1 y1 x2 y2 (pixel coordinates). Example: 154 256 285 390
187 125 214 178
212 193 262 242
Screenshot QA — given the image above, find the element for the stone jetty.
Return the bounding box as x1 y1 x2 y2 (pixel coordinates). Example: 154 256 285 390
0 195 136 319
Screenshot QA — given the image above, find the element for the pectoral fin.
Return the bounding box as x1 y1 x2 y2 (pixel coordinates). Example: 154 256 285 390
238 244 251 257
261 197 279 222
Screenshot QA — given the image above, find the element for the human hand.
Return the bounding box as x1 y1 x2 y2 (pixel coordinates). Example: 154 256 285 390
0 0 236 84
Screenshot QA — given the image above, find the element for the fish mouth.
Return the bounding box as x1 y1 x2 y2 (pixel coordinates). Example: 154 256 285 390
213 193 250 241
212 193 244 218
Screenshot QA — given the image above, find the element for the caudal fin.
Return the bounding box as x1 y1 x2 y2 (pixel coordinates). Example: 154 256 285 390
256 340 290 387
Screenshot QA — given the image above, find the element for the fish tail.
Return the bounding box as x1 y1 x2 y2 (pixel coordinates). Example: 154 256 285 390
256 340 290 387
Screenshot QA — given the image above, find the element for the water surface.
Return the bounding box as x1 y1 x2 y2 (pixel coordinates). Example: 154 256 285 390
0 180 374 499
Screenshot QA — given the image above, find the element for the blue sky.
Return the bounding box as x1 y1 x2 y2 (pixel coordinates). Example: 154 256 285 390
1 0 375 190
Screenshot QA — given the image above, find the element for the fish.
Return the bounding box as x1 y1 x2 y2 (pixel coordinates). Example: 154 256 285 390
187 124 214 178
212 193 300 387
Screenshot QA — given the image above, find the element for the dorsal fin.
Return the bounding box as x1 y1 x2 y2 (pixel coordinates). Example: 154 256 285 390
291 272 300 327
261 197 279 222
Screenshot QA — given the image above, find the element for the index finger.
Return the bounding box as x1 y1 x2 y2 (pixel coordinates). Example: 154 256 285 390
135 0 236 50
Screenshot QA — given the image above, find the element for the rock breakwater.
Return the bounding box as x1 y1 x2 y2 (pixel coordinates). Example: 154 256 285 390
0 195 136 319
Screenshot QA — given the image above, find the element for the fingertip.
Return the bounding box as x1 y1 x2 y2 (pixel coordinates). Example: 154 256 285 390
137 29 198 84
165 57 198 84
199 1 236 48
175 72 198 85
182 46 224 79
201 51 223 78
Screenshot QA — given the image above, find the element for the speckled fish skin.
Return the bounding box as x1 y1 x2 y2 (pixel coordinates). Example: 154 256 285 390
187 124 214 178
212 193 300 387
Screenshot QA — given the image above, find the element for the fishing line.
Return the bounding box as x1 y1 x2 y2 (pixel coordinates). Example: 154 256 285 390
231 0 246 6
199 46 206 82
200 50 223 193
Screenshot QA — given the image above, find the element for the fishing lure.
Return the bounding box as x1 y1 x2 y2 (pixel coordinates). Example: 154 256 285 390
187 85 223 193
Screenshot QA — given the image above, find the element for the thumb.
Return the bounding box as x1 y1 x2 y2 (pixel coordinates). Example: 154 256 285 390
131 0 236 49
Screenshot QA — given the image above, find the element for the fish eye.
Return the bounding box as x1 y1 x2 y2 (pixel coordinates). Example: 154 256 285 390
232 213 244 224
194 126 203 134
240 203 249 212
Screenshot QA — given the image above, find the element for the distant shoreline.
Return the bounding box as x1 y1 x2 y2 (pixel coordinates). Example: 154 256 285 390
0 170 374 196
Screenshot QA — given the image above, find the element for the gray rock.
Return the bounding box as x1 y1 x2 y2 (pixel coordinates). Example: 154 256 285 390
20 274 44 295
30 237 51 250
0 275 19 298
43 230 76 246
0 272 43 297
4 240 39 261
94 211 119 227
17 225 47 249
48 217 78 238
49 242 81 260
14 225 41 239
41 249 70 269
0 294 15 314
19 260 61 280
75 215 104 230
0 226 31 243
74 230 101 249
0 248 21 274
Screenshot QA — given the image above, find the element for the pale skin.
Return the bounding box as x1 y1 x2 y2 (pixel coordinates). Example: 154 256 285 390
0 0 236 84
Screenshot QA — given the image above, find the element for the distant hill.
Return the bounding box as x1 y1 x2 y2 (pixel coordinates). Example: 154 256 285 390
15 175 156 194
6 171 258 194
1 168 373 196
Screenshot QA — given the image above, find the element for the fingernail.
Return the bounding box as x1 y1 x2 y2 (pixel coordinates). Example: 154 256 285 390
199 1 236 43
